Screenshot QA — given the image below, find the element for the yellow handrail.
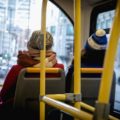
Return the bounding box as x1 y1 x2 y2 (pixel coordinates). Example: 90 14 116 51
44 94 118 120
40 0 48 120
80 102 119 120
26 68 62 73
81 68 103 73
27 67 102 73
74 1 81 119
98 0 120 103
46 94 66 101
43 96 93 120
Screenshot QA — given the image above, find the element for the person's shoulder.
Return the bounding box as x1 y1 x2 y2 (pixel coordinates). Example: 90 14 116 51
11 64 24 69
53 63 64 69
8 65 24 73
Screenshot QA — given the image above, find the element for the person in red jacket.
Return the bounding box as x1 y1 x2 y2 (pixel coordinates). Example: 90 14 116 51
0 30 64 113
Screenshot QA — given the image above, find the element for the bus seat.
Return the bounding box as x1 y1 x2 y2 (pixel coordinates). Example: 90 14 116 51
83 73 116 112
13 68 65 120
71 70 116 112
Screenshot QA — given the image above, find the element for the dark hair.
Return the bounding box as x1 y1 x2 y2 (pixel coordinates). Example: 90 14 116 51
81 49 106 67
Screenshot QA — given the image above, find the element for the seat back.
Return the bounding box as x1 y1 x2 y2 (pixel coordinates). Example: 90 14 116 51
13 68 65 120
81 74 116 108
71 69 116 110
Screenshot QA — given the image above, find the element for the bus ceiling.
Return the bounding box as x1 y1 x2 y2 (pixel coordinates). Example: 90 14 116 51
50 0 114 6
49 0 116 20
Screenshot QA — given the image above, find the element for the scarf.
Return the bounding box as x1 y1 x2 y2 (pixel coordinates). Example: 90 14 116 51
33 51 57 67
17 50 57 67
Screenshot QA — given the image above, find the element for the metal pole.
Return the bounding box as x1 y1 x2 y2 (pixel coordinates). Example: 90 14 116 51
98 0 120 104
94 0 120 119
43 96 93 120
74 0 81 119
40 0 48 120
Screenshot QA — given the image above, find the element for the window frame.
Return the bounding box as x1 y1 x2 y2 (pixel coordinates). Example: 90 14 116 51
90 0 116 35
49 0 74 25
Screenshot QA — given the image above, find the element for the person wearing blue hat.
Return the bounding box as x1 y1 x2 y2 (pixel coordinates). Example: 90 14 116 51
81 29 107 67
65 29 108 93
62 29 109 120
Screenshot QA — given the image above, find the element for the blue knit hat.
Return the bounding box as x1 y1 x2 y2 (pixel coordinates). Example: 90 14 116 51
85 29 107 50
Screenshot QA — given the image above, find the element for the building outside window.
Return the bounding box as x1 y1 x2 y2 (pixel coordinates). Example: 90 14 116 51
0 0 73 84
47 2 73 71
50 26 56 34
66 24 74 36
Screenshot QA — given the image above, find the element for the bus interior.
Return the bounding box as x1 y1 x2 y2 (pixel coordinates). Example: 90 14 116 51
0 0 120 119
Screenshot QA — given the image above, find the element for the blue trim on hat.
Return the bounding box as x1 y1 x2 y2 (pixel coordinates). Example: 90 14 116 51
84 41 93 50
84 32 107 50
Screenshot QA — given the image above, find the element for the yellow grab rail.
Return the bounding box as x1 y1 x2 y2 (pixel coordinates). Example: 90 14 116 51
44 93 118 120
40 0 48 120
81 68 103 73
27 67 103 73
74 1 81 119
27 67 102 73
74 0 81 94
26 68 62 73
43 96 93 120
98 0 120 103
80 102 119 120
46 94 66 101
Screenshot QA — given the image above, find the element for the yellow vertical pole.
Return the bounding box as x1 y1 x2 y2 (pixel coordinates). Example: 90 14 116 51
40 0 48 120
74 0 81 120
98 0 120 103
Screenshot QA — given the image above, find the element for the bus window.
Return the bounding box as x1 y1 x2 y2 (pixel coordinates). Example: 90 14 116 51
0 0 73 85
46 2 73 72
96 10 115 30
96 10 120 114
0 0 42 85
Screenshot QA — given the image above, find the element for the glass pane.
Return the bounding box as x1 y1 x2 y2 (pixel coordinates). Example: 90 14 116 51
97 10 115 30
0 0 73 85
46 2 73 71
0 0 42 85
97 10 120 113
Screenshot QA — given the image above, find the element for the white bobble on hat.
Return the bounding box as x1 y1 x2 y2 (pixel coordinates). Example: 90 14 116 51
96 29 106 37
